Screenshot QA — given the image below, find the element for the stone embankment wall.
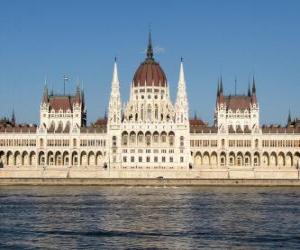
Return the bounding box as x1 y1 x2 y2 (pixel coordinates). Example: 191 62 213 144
0 166 300 186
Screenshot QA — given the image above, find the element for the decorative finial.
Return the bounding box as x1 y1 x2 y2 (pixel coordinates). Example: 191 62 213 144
181 57 183 62
114 56 117 62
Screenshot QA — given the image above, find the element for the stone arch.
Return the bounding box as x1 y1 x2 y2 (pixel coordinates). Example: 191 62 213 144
38 151 45 165
236 152 243 166
47 151 54 165
72 151 78 166
278 152 285 166
81 151 87 166
55 151 62 166
145 131 151 146
95 151 103 166
210 152 218 166
294 152 300 167
194 152 202 167
286 152 293 167
0 151 5 166
22 151 29 166
137 131 144 145
152 131 159 144
122 131 128 146
14 151 21 166
253 152 260 166
160 131 167 143
168 131 175 146
29 151 36 166
220 152 226 166
88 151 95 166
63 151 69 166
270 152 277 166
129 131 136 145
203 151 210 166
7 151 14 166
262 152 269 166
229 152 235 166
244 152 251 166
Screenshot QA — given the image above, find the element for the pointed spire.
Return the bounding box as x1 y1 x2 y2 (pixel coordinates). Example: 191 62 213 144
112 57 119 84
220 76 223 93
108 57 121 125
252 75 256 93
247 82 251 97
146 30 154 60
42 83 49 103
217 78 220 97
287 109 292 125
11 109 16 126
179 57 185 85
175 58 189 124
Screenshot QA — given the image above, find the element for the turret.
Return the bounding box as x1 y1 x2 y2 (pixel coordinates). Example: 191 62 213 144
108 58 122 125
175 58 189 124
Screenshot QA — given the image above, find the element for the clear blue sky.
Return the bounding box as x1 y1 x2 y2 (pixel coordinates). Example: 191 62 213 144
0 0 299 125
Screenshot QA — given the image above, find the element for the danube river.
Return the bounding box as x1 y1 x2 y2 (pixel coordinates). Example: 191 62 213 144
1 186 300 249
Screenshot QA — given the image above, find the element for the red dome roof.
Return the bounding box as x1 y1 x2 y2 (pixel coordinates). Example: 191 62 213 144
133 59 167 87
132 32 167 87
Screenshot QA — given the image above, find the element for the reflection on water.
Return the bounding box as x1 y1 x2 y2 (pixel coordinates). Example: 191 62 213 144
0 186 300 249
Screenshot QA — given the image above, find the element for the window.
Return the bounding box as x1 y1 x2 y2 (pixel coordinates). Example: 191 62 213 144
123 156 127 163
131 156 134 163
112 136 117 147
154 157 158 162
162 157 166 163
146 156 150 162
180 136 184 147
180 157 184 162
139 156 142 163
170 157 173 163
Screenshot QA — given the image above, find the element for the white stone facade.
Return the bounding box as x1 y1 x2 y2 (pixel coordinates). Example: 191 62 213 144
0 36 299 178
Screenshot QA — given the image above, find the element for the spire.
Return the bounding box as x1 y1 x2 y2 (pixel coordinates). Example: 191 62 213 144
252 75 256 94
287 109 292 125
179 57 185 84
146 30 154 60
217 78 220 97
220 76 223 93
175 58 189 124
112 57 119 84
11 109 16 126
108 58 121 125
42 83 49 103
247 82 251 97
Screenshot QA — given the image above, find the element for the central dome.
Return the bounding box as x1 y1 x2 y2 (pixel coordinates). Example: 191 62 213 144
133 33 167 87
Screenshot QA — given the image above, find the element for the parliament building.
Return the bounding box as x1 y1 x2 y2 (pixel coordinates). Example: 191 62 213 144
0 34 299 179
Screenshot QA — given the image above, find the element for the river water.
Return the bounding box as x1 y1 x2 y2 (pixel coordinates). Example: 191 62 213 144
0 186 300 249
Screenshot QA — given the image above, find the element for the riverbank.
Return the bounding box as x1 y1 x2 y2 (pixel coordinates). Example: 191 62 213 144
1 178 300 186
